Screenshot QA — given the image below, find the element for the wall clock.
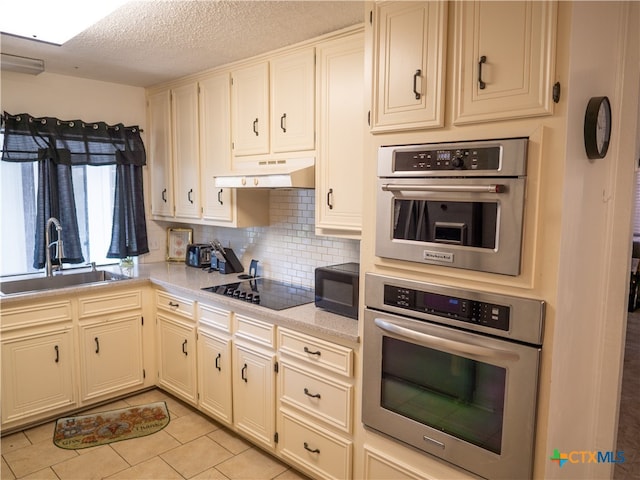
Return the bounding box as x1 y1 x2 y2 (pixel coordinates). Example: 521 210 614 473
584 96 612 159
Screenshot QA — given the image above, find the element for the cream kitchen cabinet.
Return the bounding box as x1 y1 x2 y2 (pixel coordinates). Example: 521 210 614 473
172 82 201 219
277 327 355 479
362 446 428 479
148 89 174 217
315 30 365 237
77 289 144 403
1 327 76 429
199 72 270 227
156 290 198 405
451 0 558 124
197 302 233 426
370 1 447 133
232 313 277 450
1 299 76 429
231 48 315 160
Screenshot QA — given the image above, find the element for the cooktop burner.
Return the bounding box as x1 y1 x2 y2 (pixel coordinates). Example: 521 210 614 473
202 278 314 311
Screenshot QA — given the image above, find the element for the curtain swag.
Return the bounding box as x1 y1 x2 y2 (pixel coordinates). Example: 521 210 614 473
1 112 146 166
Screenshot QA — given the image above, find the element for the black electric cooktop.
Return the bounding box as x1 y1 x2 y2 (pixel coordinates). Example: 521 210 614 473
202 278 314 311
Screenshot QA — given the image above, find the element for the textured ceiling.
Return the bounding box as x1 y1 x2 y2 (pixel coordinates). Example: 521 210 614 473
0 0 364 87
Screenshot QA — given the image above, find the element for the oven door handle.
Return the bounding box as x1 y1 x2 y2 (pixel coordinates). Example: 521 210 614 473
381 184 505 194
374 318 519 361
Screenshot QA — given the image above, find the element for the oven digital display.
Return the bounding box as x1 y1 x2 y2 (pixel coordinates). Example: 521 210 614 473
436 150 451 161
418 292 464 315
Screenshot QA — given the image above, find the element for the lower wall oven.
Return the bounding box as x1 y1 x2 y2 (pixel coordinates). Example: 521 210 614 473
362 273 545 480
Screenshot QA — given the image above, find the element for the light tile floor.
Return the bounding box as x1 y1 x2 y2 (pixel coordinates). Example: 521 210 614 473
1 389 310 480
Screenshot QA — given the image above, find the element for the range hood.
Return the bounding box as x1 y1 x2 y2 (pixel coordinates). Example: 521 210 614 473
214 157 314 189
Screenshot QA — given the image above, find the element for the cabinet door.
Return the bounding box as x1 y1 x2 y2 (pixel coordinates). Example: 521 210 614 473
199 73 235 223
148 90 174 217
371 1 447 132
232 62 270 156
1 329 76 424
79 315 144 402
452 0 557 124
172 83 201 218
198 329 233 426
157 314 197 404
316 32 365 235
233 341 276 449
271 48 315 153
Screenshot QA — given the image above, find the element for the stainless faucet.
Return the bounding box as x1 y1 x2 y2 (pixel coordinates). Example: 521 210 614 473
45 217 64 276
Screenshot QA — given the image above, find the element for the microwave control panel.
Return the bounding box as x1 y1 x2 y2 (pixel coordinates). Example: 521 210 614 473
393 146 501 172
383 284 510 331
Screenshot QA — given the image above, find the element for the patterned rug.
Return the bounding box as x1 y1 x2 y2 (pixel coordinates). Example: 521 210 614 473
53 402 170 450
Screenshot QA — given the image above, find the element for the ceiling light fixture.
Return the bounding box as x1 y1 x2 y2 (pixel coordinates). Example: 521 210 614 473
1 53 45 75
0 0 128 45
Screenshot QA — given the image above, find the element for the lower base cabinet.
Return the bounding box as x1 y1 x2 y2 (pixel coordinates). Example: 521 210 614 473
279 409 353 480
157 313 197 405
197 326 233 426
362 446 427 480
1 327 76 426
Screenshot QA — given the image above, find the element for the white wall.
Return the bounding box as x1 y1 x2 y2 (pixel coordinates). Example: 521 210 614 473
544 2 640 478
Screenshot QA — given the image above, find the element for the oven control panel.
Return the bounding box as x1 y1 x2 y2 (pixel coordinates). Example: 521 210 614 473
383 284 510 331
393 146 501 172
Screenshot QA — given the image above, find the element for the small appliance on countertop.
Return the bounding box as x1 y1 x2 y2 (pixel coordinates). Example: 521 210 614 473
315 262 360 319
210 238 244 274
186 244 213 268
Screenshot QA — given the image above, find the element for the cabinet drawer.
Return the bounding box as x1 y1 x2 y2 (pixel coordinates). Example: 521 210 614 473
156 291 195 319
198 303 231 333
278 328 353 377
78 290 142 318
234 313 275 348
280 409 352 480
1 300 73 331
280 361 352 433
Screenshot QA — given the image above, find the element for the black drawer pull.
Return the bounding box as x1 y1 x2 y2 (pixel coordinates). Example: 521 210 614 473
241 363 248 382
217 189 224 205
304 388 321 399
215 353 221 371
252 118 259 136
161 188 167 202
54 345 59 363
168 301 179 308
478 55 487 89
182 340 188 356
304 346 321 356
95 337 100 354
303 442 320 454
413 69 422 99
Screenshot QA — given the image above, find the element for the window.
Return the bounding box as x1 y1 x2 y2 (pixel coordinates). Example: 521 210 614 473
0 158 117 276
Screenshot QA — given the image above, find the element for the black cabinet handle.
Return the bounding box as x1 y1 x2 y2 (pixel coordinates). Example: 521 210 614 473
478 55 487 90
326 189 333 210
169 301 179 308
303 442 320 454
217 189 224 206
215 353 221 371
54 345 59 363
280 113 287 133
95 337 100 354
188 188 193 204
252 118 259 136
182 340 188 356
241 363 248 382
162 188 167 203
413 69 422 100
304 388 321 399
304 346 322 356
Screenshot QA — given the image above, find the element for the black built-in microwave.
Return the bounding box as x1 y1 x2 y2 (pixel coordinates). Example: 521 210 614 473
314 263 360 319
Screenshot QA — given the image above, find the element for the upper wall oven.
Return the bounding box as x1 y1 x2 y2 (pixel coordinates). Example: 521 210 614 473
376 138 528 276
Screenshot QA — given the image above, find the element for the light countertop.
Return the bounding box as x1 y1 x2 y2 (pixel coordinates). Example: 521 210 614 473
0 262 360 344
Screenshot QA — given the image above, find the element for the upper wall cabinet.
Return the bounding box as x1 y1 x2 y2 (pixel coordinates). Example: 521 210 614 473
148 90 174 217
231 48 315 161
451 0 558 124
370 1 447 133
171 83 201 219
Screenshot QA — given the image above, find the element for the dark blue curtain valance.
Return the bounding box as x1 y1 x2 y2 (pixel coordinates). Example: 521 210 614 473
1 112 146 166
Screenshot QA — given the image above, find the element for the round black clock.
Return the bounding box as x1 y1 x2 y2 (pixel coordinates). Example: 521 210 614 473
584 96 612 159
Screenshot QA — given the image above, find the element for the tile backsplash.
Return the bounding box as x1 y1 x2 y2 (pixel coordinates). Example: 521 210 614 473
146 189 360 288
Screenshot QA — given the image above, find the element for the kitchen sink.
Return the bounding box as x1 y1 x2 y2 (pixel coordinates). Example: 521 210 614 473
0 270 131 295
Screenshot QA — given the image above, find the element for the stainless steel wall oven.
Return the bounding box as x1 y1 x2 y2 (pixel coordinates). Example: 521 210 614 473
376 138 528 275
362 273 545 479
